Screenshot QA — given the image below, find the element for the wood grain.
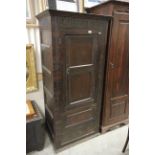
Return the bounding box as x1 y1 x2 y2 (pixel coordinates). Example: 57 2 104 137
37 10 111 149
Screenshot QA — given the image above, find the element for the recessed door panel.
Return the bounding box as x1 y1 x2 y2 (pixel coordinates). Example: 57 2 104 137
65 34 98 108
65 107 94 128
110 95 128 118
68 36 93 66
69 72 92 103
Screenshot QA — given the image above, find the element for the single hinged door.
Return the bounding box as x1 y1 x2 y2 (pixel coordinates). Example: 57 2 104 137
105 11 129 124
58 20 108 144
65 34 98 108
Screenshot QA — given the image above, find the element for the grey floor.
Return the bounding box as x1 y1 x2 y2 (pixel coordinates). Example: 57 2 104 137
27 125 129 155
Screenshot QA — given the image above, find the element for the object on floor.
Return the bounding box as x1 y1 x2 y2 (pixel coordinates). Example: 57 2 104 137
122 128 129 153
26 101 45 153
36 9 111 150
26 44 38 93
86 0 129 132
26 100 36 119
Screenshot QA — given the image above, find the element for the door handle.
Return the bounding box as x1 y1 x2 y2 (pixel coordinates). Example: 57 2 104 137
110 62 115 68
66 68 70 74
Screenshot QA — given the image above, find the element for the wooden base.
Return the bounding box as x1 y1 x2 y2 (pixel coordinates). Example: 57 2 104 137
101 119 129 133
55 133 100 153
46 122 100 152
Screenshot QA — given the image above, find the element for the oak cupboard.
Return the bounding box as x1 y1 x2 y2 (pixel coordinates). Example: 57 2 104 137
36 10 111 149
86 0 129 132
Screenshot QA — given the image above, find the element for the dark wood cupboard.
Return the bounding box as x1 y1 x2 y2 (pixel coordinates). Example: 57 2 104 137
37 10 111 149
86 0 129 132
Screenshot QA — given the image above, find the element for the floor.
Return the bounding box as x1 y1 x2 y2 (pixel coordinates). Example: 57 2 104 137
27 125 129 155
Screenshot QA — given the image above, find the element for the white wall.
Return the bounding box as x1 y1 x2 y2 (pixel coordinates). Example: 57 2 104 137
26 26 45 116
56 1 78 12
26 0 45 116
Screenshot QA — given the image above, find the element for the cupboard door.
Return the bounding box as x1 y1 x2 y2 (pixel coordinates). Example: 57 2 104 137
59 28 106 145
44 13 110 146
65 34 99 109
105 11 129 124
50 15 109 146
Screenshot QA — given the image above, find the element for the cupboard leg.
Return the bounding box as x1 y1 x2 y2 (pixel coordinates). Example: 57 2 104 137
122 128 129 153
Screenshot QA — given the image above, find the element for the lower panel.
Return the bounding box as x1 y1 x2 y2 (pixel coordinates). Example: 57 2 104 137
45 104 99 149
61 119 97 146
110 95 128 118
45 105 55 139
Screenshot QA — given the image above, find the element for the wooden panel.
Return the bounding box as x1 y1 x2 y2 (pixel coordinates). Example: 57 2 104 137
45 105 55 136
67 36 93 66
65 34 97 108
109 67 128 100
86 1 129 129
110 95 128 117
114 4 129 13
108 12 129 97
41 43 52 70
40 27 52 70
40 29 51 45
108 13 129 69
105 11 129 123
42 66 53 94
39 15 51 29
61 121 96 145
69 72 92 103
86 3 113 16
66 108 94 127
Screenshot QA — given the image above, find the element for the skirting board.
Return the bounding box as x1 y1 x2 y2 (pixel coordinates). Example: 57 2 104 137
101 119 129 133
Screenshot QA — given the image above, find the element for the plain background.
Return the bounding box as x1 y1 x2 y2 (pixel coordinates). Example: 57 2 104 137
0 0 155 155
